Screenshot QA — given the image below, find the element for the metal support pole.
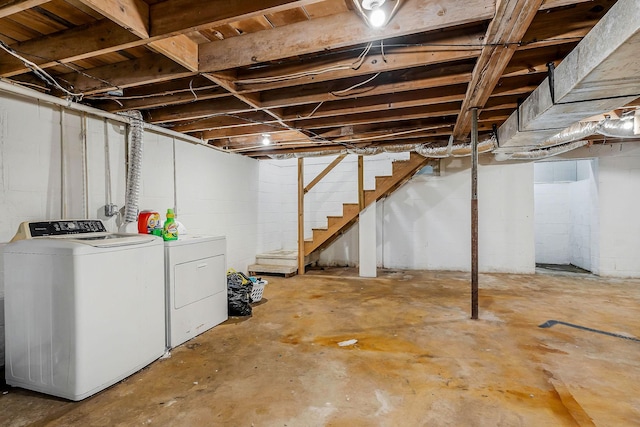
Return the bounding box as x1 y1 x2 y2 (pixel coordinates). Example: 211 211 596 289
298 158 305 275
471 108 479 320
358 155 364 211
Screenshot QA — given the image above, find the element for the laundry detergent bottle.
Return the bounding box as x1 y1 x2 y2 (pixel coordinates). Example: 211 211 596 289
163 209 178 241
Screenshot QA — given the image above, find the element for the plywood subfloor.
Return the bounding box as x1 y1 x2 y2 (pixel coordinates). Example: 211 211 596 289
2 268 640 426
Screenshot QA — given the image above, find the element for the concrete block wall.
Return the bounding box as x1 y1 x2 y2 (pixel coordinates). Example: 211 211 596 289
256 153 408 253
598 144 640 277
533 160 597 271
534 183 572 264
0 90 260 272
259 154 536 273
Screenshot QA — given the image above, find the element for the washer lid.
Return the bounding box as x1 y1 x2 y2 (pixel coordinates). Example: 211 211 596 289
50 232 158 248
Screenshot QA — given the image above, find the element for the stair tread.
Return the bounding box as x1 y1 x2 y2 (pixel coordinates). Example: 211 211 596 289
255 250 298 260
248 263 298 274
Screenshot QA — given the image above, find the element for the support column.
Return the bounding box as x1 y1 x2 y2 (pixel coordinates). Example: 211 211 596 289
298 158 305 275
471 108 479 320
359 201 377 277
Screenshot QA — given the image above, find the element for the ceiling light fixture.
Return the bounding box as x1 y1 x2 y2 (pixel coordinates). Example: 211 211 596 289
261 134 271 146
362 0 387 28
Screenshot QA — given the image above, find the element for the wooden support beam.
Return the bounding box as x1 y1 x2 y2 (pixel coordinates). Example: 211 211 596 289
259 65 474 109
0 20 140 77
232 32 484 93
453 0 544 141
150 0 322 36
199 0 495 72
0 0 51 19
46 54 194 95
304 154 347 194
298 158 305 275
78 0 150 39
148 34 199 72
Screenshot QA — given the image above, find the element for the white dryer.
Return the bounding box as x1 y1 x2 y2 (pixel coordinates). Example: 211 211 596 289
3 220 165 401
164 236 227 349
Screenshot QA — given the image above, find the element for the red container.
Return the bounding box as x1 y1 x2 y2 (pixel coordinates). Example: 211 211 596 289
138 211 160 234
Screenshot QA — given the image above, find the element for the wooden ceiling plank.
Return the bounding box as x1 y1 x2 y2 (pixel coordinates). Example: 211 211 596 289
144 97 253 124
539 0 593 11
0 19 139 77
172 112 278 133
194 124 285 140
91 88 231 113
281 83 469 120
51 53 193 94
6 8 68 34
295 102 462 129
259 64 474 109
76 0 149 38
150 0 324 36
0 1 321 77
233 34 483 94
199 0 495 72
452 0 544 141
148 34 198 72
0 0 51 19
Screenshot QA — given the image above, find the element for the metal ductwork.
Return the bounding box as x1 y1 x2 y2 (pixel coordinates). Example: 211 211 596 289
495 0 640 157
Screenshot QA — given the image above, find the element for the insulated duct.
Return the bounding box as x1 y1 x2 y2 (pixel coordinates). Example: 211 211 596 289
266 138 498 160
497 116 638 161
415 136 497 158
119 110 144 223
495 140 589 161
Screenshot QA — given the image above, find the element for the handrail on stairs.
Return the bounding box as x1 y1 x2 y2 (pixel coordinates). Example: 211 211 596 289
298 154 365 275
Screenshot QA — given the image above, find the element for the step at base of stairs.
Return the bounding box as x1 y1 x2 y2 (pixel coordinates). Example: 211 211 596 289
254 250 319 267
250 250 319 277
248 264 298 278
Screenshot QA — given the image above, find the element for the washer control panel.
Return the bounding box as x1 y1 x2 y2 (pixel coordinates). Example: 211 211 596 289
11 220 107 241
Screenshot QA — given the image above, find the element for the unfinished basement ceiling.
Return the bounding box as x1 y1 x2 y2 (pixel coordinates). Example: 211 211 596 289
0 0 638 159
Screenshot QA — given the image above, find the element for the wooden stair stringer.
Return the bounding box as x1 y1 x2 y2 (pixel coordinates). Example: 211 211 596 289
304 153 431 256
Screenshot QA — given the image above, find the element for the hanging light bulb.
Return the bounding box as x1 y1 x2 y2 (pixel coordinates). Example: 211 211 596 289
261 134 271 146
361 0 388 28
369 8 386 27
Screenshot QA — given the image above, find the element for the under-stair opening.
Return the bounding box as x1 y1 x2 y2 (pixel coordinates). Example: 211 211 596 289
534 159 598 274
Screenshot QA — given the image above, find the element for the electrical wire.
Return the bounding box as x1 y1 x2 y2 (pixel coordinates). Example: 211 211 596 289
331 72 381 97
0 40 84 100
235 42 373 85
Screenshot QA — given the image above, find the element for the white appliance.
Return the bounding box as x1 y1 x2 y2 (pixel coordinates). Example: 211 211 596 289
164 236 227 349
3 220 165 401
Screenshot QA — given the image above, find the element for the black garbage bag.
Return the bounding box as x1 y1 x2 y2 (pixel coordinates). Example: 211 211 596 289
227 270 253 316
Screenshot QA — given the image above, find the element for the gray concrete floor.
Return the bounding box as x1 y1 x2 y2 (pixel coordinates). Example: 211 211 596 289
1 268 640 426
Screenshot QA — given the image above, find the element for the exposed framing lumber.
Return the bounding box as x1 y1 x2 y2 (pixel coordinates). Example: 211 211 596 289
199 0 495 72
0 0 50 19
259 65 475 109
148 34 199 72
231 33 484 94
453 0 544 141
150 0 323 36
304 154 347 194
77 0 149 39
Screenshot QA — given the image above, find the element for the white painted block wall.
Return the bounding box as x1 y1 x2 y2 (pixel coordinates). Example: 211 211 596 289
0 91 259 270
258 155 536 273
533 160 597 271
534 183 572 264
598 144 640 277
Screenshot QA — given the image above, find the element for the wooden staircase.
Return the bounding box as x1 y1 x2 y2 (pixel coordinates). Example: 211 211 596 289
304 152 431 256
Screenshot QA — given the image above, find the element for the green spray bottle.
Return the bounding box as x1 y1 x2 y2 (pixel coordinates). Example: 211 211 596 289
163 208 178 241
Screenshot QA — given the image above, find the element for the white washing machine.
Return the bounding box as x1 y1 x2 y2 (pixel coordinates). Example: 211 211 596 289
164 236 227 349
3 220 165 401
